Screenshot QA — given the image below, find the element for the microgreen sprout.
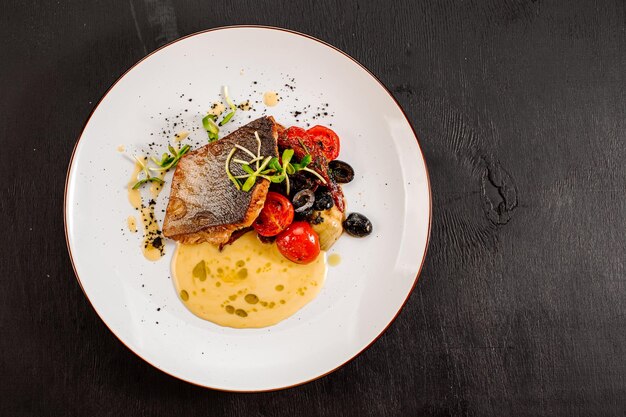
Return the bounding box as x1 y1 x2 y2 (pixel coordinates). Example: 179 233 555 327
202 114 219 142
131 143 191 190
202 86 239 140
225 147 241 190
149 144 190 171
224 131 324 193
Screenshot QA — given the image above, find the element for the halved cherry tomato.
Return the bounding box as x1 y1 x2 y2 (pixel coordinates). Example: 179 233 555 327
276 221 321 264
307 125 340 160
253 192 294 237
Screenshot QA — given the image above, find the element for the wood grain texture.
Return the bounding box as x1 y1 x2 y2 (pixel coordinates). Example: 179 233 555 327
1 0 625 415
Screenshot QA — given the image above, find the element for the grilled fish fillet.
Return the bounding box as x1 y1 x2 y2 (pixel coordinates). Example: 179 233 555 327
163 116 279 245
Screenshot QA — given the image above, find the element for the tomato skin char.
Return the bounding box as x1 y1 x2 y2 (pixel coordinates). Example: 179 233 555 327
253 192 294 237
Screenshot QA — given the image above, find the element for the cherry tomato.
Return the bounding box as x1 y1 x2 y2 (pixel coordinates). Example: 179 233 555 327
306 125 340 160
278 126 311 160
276 221 321 264
253 192 294 237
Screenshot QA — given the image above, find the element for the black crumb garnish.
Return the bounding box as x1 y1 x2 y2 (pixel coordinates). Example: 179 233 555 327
310 213 324 225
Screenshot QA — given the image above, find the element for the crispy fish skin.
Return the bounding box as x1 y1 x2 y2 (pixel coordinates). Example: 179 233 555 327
163 116 279 245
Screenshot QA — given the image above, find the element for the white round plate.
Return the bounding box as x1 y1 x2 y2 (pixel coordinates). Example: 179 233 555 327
65 26 431 391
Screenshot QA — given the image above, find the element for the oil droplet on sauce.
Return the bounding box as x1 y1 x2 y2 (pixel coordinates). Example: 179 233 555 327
172 232 327 328
263 91 278 107
328 253 341 266
127 216 137 233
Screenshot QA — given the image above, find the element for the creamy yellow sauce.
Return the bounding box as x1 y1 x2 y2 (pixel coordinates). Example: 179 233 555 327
127 157 164 261
209 102 225 116
328 253 341 266
140 203 164 261
174 130 189 142
172 232 327 328
116 145 125 152
127 215 137 233
149 169 166 199
127 158 144 209
263 91 279 107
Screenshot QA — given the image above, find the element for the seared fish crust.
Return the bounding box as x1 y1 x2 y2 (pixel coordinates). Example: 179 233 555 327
163 116 279 245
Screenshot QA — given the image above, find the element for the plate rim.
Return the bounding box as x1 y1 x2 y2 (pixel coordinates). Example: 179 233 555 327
64 24 432 392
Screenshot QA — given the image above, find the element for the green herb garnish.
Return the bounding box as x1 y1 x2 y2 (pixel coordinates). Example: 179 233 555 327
223 85 236 113
131 142 191 190
224 130 325 193
241 156 273 192
202 114 219 142
203 86 238 139
291 154 312 171
219 111 235 126
132 177 164 190
217 86 237 127
149 144 190 171
131 156 164 190
225 147 241 190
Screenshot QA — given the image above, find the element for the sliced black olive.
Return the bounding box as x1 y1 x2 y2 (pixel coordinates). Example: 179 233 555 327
313 190 334 211
292 189 315 213
329 160 355 184
343 213 372 237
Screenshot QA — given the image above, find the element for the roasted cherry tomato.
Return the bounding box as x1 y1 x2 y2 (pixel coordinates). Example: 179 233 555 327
253 192 294 237
276 221 321 264
307 125 340 160
278 126 311 160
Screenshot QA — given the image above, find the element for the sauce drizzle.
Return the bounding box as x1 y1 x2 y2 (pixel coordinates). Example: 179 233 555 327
328 253 341 266
263 91 279 107
127 158 144 210
140 200 165 261
127 216 137 233
127 156 165 261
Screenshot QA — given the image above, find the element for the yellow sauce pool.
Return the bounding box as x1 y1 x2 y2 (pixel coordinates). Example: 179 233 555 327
172 232 327 328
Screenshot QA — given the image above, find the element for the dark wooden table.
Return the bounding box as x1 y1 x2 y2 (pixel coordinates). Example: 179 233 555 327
2 1 625 416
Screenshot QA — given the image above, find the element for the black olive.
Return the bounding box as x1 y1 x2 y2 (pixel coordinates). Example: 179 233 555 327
343 213 372 237
294 206 314 221
289 172 317 196
313 190 334 211
329 160 355 184
292 189 315 213
268 182 284 194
